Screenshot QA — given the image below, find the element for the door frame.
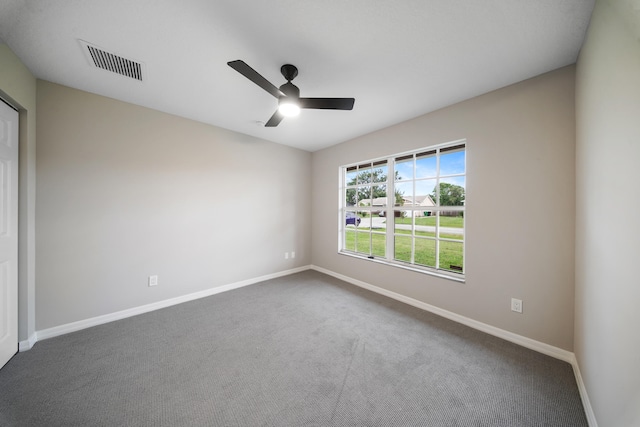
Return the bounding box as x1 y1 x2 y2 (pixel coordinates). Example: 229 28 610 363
0 96 19 369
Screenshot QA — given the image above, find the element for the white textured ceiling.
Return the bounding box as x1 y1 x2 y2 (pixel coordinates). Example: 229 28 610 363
0 0 594 151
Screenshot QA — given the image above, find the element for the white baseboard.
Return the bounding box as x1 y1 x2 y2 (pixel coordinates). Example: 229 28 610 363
311 265 573 362
569 354 598 427
18 333 37 352
28 265 312 346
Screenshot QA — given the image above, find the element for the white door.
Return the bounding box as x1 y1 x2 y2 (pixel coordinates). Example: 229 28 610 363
0 100 18 369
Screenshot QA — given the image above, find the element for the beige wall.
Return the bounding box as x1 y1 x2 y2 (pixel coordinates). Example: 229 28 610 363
0 44 37 343
575 0 640 425
9 13 639 423
312 66 576 350
36 81 311 330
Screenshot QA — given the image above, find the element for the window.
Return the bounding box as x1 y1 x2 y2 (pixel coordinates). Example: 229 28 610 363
340 141 466 279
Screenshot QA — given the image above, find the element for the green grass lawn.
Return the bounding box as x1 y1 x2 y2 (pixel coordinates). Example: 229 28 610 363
394 228 462 240
344 229 463 273
394 215 463 228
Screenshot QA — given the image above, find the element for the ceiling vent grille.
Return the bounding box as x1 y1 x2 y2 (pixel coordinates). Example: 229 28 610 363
80 40 144 81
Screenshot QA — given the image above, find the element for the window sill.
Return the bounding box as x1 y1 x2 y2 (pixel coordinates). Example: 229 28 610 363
339 251 465 283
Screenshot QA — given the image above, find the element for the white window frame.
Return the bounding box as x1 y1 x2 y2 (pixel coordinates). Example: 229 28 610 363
339 140 466 282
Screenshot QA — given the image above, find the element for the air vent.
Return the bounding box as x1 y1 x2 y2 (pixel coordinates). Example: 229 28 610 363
79 40 144 81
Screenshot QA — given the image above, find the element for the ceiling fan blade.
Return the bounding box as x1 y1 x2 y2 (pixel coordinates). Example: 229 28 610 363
265 110 285 127
227 60 284 99
299 98 355 110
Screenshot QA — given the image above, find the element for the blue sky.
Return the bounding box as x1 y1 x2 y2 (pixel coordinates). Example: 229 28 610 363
396 150 465 196
346 148 465 198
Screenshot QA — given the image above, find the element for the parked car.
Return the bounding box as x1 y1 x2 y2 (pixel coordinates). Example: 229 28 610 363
345 212 361 226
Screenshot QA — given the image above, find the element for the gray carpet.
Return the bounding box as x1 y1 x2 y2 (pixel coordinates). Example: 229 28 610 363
0 270 587 426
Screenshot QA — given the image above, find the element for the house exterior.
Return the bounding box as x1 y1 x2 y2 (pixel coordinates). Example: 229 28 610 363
401 195 435 217
360 195 436 217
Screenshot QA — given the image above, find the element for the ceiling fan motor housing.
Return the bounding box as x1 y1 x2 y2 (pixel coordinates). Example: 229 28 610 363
279 81 300 98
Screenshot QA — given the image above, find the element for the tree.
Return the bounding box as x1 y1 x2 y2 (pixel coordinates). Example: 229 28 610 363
346 169 404 206
432 183 465 207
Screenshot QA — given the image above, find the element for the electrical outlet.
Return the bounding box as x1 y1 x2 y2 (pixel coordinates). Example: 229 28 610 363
291 251 295 259
511 298 523 313
148 275 159 287
284 252 289 259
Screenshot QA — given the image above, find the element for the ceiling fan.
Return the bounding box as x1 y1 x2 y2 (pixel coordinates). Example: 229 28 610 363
227 60 355 127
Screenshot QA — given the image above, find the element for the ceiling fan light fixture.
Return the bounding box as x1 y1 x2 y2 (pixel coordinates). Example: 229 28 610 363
278 98 300 117
227 60 354 127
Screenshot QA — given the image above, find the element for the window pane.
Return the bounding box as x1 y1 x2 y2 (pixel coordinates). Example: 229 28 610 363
395 181 413 206
355 231 371 254
395 157 413 181
418 210 436 232
440 148 465 176
416 152 437 179
438 214 464 241
437 177 465 207
356 210 370 230
371 231 386 257
371 185 386 212
345 188 357 207
440 240 464 273
370 210 385 231
372 163 388 183
357 165 372 184
394 235 412 263
394 212 412 234
415 179 437 204
346 168 358 186
414 238 436 268
345 211 361 228
441 176 466 189
414 214 435 238
344 229 356 252
357 186 372 207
